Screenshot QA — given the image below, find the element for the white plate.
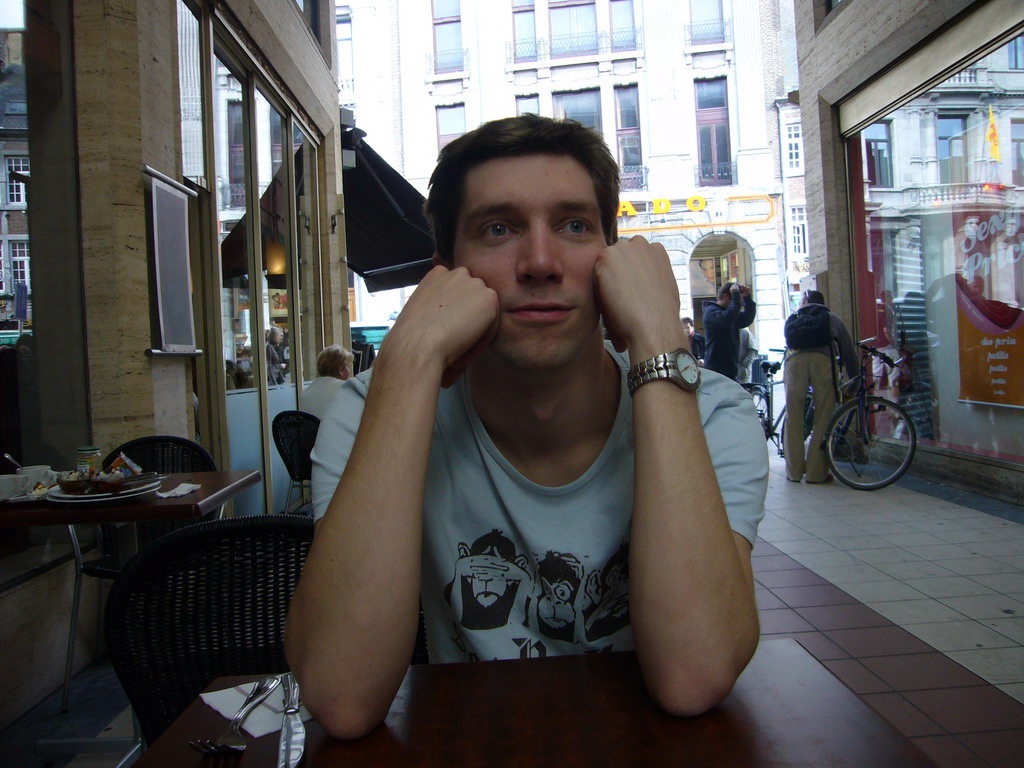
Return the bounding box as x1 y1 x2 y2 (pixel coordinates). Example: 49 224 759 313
46 479 164 504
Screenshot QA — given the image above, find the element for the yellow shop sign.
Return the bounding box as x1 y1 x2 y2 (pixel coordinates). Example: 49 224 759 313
617 197 707 217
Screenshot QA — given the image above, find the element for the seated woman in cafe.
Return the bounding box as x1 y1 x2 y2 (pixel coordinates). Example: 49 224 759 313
301 344 354 420
287 114 767 739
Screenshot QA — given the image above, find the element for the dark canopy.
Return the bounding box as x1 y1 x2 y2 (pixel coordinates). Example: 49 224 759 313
342 140 435 292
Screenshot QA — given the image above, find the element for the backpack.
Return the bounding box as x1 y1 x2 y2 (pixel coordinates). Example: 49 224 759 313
784 304 832 350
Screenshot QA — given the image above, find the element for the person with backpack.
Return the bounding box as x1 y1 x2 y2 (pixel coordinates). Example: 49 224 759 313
783 289 858 483
702 282 756 380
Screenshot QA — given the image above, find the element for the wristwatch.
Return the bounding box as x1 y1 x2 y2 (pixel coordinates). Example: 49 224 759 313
627 348 701 395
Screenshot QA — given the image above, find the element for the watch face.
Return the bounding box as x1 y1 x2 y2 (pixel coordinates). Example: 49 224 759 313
674 350 701 386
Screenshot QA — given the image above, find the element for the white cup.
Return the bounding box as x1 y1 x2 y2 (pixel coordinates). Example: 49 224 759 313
0 474 30 500
17 465 57 488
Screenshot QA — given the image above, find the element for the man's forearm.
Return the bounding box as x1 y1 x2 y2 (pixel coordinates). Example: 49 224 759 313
628 379 759 716
286 350 443 739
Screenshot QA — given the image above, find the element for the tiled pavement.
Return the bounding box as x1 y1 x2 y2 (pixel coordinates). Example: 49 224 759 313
755 451 1024 768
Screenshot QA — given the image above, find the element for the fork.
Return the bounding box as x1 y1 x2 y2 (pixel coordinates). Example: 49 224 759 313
189 675 282 755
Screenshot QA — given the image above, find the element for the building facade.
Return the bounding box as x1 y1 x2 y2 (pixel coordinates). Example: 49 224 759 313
339 0 804 355
795 0 1024 499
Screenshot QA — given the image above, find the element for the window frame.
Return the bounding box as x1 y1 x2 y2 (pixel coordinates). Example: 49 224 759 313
5 156 29 206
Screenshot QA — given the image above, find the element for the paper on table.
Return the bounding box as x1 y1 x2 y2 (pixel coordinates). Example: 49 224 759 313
156 482 201 499
199 681 313 738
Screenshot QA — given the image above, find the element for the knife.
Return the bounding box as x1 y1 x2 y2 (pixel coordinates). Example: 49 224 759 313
277 672 305 768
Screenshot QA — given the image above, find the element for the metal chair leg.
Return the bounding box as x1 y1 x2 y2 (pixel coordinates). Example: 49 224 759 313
62 525 84 712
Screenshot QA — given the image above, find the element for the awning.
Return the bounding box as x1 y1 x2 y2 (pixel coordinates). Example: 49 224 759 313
342 139 435 292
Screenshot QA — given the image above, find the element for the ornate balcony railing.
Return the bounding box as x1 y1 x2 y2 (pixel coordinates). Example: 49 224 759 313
695 161 736 186
685 19 732 47
620 165 648 191
506 28 642 65
430 48 468 75
904 181 1011 208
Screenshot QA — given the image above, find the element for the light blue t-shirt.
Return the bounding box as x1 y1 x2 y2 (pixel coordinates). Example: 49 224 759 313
311 344 767 663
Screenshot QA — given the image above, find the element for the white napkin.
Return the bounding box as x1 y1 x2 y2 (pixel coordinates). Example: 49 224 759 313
156 482 201 499
199 681 313 738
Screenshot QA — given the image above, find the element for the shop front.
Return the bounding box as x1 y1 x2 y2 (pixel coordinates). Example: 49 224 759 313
802 0 1024 499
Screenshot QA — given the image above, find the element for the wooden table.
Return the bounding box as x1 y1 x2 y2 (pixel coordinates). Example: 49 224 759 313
133 638 935 767
0 470 260 526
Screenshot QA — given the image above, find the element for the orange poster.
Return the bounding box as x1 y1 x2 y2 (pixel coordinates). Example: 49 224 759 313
956 275 1024 407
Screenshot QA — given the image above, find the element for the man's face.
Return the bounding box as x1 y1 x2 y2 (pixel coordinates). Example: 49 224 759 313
450 154 606 371
682 320 694 337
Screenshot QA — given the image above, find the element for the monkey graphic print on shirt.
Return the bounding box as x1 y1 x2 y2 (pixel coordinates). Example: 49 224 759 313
442 529 631 660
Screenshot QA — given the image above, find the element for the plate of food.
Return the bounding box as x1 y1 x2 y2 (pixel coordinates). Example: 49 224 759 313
46 475 164 503
4 483 53 503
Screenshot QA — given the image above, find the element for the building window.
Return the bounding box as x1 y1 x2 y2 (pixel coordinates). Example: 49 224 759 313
616 86 643 189
1009 34 1024 69
789 206 807 257
11 241 29 291
433 0 464 73
553 89 601 131
513 1 537 62
549 0 598 58
226 101 245 207
689 0 724 45
516 95 539 116
695 79 731 185
6 157 29 205
864 122 893 187
609 0 636 51
0 242 4 293
785 122 803 174
437 104 466 150
336 7 355 94
292 0 321 40
1013 120 1024 187
937 115 967 184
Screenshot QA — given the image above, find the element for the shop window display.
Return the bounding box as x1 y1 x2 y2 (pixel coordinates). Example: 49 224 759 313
850 37 1024 464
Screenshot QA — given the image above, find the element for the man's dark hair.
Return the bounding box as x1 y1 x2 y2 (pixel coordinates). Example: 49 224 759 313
680 316 694 325
718 282 738 299
424 114 621 263
803 289 825 305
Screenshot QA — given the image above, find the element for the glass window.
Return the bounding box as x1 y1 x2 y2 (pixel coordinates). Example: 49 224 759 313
610 0 636 51
785 122 803 173
516 95 539 116
553 89 601 131
434 0 460 18
1013 120 1024 186
513 7 537 62
434 21 463 72
0 241 4 292
550 1 597 57
695 79 730 185
616 86 642 189
937 115 967 184
11 241 29 291
789 206 807 256
6 156 28 204
177 1 205 187
437 104 466 150
847 34 1024 467
690 0 724 45
1009 34 1024 69
863 122 892 187
336 7 354 93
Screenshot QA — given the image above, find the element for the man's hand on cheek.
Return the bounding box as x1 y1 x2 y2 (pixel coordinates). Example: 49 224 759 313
383 264 499 387
595 236 683 356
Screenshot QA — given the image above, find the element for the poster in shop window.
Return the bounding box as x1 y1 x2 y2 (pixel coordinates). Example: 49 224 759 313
954 206 1024 407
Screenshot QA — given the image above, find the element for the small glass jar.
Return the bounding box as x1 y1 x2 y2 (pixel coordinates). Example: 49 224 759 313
76 446 101 477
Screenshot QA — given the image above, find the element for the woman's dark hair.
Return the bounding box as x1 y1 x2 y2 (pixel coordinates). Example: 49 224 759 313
424 114 621 263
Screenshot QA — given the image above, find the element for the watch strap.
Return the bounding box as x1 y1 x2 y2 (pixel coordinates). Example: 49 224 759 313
627 349 699 395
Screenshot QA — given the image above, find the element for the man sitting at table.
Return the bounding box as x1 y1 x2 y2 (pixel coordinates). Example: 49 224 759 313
286 114 767 739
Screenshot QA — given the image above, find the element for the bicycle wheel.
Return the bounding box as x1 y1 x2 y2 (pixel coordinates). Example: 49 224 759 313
825 396 917 490
748 385 771 439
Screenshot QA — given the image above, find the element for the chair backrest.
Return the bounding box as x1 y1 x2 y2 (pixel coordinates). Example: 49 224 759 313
103 435 217 474
104 514 315 746
103 436 220 545
272 411 320 483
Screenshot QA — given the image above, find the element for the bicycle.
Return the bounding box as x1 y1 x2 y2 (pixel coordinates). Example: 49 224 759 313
744 359 784 456
823 341 917 490
744 351 813 458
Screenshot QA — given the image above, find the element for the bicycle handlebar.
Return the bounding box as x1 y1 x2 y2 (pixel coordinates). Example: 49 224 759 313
856 341 899 368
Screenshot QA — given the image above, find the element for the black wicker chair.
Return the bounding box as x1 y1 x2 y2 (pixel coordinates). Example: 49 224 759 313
62 436 220 711
104 515 315 746
271 410 320 513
